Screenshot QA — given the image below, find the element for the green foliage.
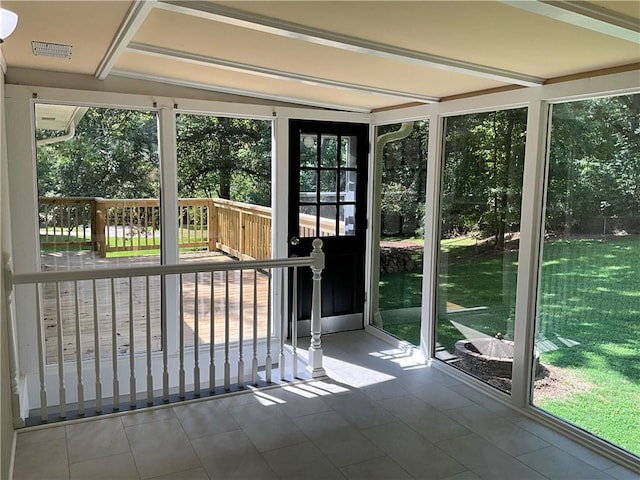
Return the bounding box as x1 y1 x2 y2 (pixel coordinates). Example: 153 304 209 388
37 109 273 208
176 115 271 206
441 108 527 247
37 108 159 198
379 121 429 236
546 95 640 234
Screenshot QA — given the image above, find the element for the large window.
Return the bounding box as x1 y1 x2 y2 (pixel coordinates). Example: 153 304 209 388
373 121 428 345
533 94 640 456
175 114 272 348
436 108 527 393
35 105 161 362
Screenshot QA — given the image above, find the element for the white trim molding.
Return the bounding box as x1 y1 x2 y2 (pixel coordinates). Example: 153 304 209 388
126 43 440 104
501 1 640 44
95 0 155 80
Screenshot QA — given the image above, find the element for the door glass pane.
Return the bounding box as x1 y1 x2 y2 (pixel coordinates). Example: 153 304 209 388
319 205 338 236
320 170 337 202
35 104 161 363
341 136 358 167
340 170 357 201
300 134 317 167
320 135 338 167
300 170 317 204
340 205 356 236
372 120 428 346
299 205 317 238
436 108 527 393
533 94 640 456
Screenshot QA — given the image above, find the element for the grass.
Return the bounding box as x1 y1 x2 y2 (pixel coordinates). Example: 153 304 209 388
378 235 640 455
40 231 208 258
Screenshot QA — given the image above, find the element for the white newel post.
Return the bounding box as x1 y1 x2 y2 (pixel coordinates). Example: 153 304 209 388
4 254 26 427
307 239 326 378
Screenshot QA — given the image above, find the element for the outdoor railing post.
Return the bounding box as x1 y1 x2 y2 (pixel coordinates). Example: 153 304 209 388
208 199 217 253
95 198 107 258
307 238 326 378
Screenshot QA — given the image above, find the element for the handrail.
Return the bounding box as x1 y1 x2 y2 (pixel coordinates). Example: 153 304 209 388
7 239 325 423
11 255 316 285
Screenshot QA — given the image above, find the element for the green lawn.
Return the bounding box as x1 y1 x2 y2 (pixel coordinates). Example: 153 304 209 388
40 230 208 258
379 236 640 456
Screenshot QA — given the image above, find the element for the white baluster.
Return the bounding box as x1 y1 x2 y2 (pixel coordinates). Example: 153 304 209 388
279 271 285 381
55 282 66 418
307 239 326 378
224 271 230 391
292 267 298 379
92 280 102 413
238 270 244 388
179 274 185 399
194 273 200 396
129 277 136 408
145 276 153 405
251 269 258 386
265 272 272 383
74 281 84 415
161 276 169 402
111 278 119 410
209 271 215 393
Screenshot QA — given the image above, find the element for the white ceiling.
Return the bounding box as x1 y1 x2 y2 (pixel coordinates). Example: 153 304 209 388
2 1 639 112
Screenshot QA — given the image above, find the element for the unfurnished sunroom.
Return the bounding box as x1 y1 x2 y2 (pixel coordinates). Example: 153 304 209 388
0 1 639 478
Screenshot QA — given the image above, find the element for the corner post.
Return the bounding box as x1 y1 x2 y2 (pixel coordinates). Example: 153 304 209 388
3 254 26 427
307 238 326 378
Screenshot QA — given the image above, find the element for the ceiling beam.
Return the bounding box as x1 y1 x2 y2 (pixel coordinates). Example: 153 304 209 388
154 0 545 87
95 0 155 80
109 68 373 113
127 42 440 104
501 1 640 44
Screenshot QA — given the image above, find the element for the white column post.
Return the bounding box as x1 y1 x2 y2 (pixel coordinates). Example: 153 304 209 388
5 95 39 375
3 255 26 427
307 238 326 378
157 105 179 399
511 100 550 408
272 114 288 341
420 114 445 362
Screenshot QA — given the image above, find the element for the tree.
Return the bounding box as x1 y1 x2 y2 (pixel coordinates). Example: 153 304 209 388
441 109 526 248
37 108 159 198
176 115 271 206
546 94 640 234
379 121 429 236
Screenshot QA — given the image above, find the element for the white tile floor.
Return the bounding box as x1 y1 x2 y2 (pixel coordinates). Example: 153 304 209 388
12 330 640 480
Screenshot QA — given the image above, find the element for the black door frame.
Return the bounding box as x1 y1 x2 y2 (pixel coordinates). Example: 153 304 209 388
288 119 369 336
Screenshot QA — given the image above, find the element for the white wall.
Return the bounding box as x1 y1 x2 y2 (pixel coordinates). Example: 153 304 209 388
1 63 16 480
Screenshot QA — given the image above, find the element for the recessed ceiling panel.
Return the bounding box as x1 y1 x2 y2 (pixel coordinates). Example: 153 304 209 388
216 1 640 78
132 8 507 100
115 51 411 111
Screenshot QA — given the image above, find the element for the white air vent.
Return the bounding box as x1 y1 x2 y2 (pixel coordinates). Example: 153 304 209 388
32 41 72 59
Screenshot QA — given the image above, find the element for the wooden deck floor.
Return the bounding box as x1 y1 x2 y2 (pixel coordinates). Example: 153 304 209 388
41 251 270 364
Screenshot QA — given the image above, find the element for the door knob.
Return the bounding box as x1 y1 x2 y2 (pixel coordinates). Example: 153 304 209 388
290 236 300 246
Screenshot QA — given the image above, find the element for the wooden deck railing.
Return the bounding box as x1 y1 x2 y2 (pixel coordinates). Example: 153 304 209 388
39 197 341 260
